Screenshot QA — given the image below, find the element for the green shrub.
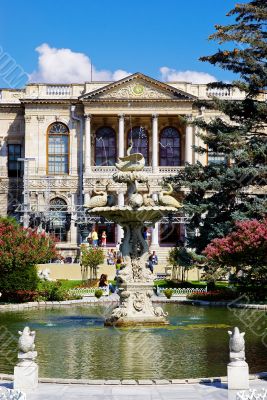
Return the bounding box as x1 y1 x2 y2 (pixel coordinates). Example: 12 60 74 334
163 288 173 299
94 289 103 299
38 281 66 301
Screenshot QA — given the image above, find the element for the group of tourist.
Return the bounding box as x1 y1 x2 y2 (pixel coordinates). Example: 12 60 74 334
87 229 107 247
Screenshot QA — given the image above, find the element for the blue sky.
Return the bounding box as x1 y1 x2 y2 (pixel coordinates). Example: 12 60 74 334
1 0 241 88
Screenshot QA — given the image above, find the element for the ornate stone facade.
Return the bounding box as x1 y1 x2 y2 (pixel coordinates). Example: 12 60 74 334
0 72 246 256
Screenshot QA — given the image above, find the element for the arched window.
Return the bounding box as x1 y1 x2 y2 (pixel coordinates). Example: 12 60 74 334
95 127 116 166
128 126 149 164
47 122 69 174
159 127 181 166
49 198 70 242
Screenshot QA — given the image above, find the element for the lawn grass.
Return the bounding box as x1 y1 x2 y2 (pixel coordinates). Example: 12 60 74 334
57 280 83 290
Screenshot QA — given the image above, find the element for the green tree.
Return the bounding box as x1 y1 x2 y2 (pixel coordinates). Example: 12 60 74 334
168 0 267 253
80 245 105 281
0 217 58 295
168 246 204 282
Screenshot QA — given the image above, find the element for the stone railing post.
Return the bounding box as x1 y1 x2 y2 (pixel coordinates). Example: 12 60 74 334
227 327 249 391
14 327 38 390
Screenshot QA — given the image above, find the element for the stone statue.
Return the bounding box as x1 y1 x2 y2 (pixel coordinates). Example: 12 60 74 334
128 181 144 208
227 327 249 390
85 186 108 209
14 326 38 390
228 327 246 362
18 327 36 354
158 183 182 208
115 140 145 172
38 268 51 281
143 183 156 206
0 388 26 400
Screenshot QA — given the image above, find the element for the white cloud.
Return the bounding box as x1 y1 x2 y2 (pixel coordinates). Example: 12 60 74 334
29 43 131 83
160 66 217 84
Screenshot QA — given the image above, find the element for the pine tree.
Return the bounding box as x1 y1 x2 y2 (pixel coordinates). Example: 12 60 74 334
169 0 267 253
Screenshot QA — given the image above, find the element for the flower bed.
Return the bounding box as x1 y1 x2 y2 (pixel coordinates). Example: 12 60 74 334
187 289 238 301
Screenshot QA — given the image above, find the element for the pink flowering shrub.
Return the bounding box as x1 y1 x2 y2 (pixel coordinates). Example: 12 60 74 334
204 219 267 263
0 217 58 297
203 218 267 286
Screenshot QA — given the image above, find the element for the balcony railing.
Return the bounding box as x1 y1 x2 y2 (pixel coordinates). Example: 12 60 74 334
46 85 72 96
91 166 183 175
206 87 233 98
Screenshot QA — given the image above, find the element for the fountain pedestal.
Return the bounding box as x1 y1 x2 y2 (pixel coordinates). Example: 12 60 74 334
105 282 168 327
86 145 182 328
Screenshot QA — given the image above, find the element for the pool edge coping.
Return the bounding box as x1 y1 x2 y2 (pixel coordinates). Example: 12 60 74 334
0 372 267 385
0 298 267 312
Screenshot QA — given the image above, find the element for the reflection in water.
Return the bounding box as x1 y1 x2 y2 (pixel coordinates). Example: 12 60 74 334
0 304 266 379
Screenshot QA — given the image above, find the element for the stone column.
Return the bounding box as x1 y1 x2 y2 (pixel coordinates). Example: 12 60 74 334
152 114 159 173
118 114 125 158
185 116 194 164
84 114 91 174
151 193 159 249
117 191 124 244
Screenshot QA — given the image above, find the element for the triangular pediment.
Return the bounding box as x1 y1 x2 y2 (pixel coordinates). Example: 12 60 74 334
80 73 196 101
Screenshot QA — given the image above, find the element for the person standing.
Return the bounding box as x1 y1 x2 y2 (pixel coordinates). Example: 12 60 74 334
101 231 107 247
91 229 98 247
148 254 154 273
151 251 158 266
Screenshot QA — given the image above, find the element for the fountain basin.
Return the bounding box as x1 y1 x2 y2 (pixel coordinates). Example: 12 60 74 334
89 206 178 224
104 282 169 327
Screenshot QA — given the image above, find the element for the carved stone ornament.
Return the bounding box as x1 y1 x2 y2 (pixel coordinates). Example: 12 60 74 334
228 327 246 362
133 292 146 312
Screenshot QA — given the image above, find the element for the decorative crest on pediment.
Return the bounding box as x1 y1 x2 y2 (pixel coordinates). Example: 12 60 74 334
80 73 196 102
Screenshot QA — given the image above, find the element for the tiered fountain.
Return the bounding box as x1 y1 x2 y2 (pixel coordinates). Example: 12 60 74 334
85 142 182 327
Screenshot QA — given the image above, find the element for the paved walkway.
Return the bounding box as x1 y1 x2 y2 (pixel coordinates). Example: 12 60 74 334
1 380 267 400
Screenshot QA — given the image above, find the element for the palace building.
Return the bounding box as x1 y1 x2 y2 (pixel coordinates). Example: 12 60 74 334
0 72 247 258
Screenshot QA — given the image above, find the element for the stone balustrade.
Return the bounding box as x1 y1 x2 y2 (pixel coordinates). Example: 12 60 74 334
68 286 110 298
46 85 72 96
91 166 183 175
156 286 208 296
206 87 233 98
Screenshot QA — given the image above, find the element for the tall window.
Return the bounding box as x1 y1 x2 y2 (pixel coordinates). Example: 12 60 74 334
8 144 22 177
47 122 69 174
49 198 70 242
128 126 149 164
159 127 181 166
95 127 116 166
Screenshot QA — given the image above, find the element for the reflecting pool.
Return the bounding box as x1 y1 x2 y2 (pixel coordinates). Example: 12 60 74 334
0 304 266 379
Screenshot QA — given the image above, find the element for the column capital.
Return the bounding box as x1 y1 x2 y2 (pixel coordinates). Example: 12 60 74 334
185 114 194 124
152 113 158 119
84 114 91 120
118 113 125 119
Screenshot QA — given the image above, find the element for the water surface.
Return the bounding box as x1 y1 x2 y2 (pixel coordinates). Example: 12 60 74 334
0 304 266 379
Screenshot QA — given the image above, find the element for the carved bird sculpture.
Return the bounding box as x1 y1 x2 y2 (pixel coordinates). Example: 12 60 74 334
143 193 155 207
85 187 108 209
115 140 145 172
158 183 182 208
143 182 156 206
